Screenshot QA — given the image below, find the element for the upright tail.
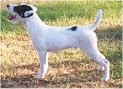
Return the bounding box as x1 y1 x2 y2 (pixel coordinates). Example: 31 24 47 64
89 9 102 31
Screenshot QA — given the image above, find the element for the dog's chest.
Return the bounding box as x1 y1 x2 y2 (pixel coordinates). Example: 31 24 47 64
27 26 45 49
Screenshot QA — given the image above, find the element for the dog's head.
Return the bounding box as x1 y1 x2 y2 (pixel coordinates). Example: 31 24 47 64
7 4 37 24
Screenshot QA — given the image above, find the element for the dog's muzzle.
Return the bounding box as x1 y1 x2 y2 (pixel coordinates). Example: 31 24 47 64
7 13 17 20
7 5 17 20
7 4 20 24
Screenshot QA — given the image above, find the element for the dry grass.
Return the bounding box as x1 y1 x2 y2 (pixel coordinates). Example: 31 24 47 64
1 23 122 88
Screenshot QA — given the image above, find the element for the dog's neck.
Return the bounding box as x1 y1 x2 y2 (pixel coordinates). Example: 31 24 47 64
25 13 46 28
24 13 47 37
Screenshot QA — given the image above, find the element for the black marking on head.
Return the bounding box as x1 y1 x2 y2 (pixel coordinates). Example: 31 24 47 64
14 5 33 18
68 26 77 31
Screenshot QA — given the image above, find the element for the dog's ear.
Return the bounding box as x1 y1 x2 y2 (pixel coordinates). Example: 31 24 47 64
33 6 37 12
30 5 37 12
24 10 34 18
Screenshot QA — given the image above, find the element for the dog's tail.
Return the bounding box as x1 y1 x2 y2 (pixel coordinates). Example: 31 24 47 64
89 9 102 31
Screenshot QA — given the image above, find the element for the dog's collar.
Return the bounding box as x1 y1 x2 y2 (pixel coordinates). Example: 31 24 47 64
25 13 34 18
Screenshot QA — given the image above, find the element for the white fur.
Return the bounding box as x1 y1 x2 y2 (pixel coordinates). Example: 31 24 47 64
7 4 110 81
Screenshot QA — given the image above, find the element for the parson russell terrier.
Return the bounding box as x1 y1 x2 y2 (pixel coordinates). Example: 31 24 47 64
7 4 110 81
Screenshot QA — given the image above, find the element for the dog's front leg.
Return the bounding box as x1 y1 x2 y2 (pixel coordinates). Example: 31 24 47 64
35 50 48 79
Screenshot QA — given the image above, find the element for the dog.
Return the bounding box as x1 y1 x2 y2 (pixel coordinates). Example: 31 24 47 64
7 4 110 81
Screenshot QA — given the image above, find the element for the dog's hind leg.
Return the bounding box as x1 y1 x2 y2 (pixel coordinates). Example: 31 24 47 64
83 47 109 81
79 42 110 81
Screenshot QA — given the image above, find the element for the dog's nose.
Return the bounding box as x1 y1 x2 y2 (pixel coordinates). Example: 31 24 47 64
7 5 9 7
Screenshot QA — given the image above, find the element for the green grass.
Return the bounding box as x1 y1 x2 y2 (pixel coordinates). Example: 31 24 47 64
1 0 122 88
1 1 121 33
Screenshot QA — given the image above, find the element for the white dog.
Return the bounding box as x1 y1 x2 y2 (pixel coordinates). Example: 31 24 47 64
7 4 110 81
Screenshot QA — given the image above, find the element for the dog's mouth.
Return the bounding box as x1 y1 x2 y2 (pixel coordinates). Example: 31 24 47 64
7 13 17 20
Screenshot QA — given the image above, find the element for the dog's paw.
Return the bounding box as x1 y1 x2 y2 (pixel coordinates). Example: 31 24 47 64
96 66 104 71
34 71 45 79
36 71 40 75
100 76 109 81
34 74 44 79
